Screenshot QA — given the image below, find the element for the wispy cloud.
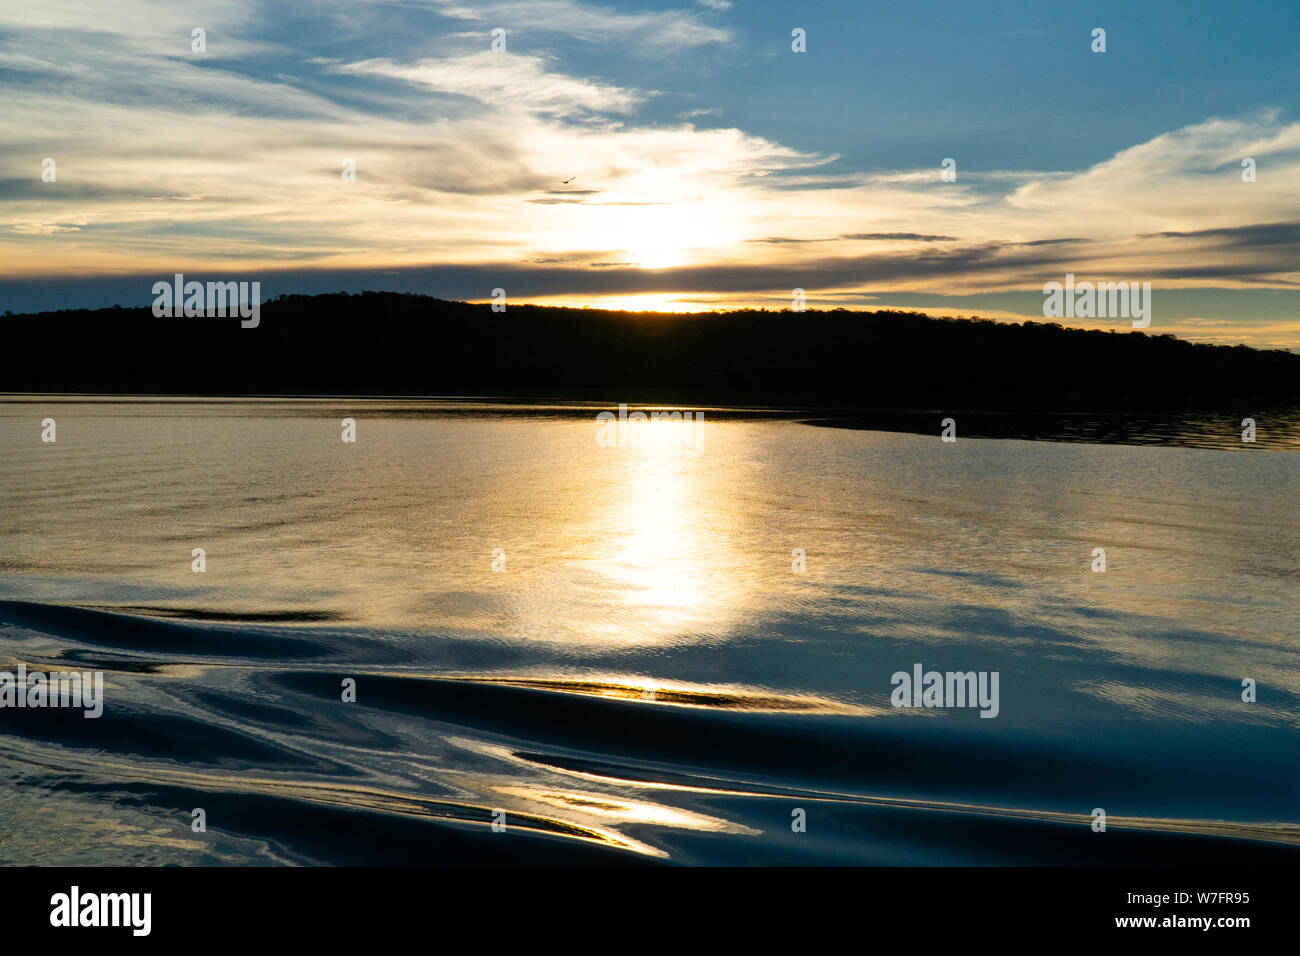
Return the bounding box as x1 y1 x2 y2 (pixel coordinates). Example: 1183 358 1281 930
412 0 732 49
333 52 646 116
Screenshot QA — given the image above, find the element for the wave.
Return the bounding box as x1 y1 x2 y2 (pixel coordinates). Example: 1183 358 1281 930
1 600 1298 865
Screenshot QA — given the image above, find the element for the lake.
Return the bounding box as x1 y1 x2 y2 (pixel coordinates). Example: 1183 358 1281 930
1 397 1297 864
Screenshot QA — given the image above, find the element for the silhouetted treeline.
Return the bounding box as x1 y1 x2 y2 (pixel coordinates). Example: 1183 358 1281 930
3 292 1298 411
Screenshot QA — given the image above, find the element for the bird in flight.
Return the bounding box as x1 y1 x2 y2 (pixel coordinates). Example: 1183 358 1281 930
560 176 576 184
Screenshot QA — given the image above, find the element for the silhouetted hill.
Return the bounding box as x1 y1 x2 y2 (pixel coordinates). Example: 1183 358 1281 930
3 292 1298 411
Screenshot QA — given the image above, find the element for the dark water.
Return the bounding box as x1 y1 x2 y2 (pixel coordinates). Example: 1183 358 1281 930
1 398 1298 865
806 407 1300 449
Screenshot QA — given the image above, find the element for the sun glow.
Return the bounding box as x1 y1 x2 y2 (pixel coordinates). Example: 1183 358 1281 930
592 293 707 312
613 200 727 270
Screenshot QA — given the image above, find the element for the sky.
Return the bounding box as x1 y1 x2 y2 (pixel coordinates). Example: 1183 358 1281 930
1 0 1298 347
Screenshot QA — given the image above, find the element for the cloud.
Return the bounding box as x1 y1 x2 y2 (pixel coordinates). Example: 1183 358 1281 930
1008 110 1300 235
750 233 959 244
413 0 732 50
1143 222 1300 249
10 222 82 235
333 52 646 116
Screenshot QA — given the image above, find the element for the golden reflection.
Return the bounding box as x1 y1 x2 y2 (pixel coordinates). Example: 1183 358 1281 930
572 420 757 645
494 784 750 835
11 737 1300 863
469 675 882 714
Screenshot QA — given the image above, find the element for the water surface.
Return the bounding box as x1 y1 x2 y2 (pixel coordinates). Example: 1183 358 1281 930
1 398 1297 864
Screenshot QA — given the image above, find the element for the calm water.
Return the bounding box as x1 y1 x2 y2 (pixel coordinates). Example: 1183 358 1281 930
1 398 1298 865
